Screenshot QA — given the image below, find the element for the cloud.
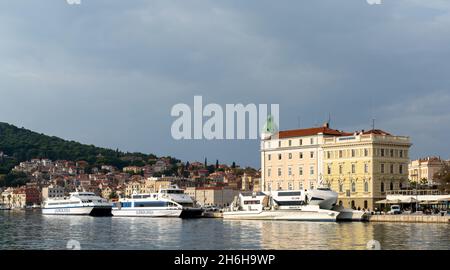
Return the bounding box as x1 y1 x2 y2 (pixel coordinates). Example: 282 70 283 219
1 0 450 166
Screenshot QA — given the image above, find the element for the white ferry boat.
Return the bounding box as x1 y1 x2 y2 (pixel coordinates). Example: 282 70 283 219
112 193 183 217
306 187 338 210
158 185 204 218
223 191 339 221
271 188 366 221
42 191 112 216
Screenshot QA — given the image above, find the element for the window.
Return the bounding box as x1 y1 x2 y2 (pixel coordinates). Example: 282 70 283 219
327 151 331 159
299 139 303 145
299 182 303 190
268 168 271 177
351 164 356 174
288 182 293 190
310 152 314 159
390 164 394 174
364 164 369 174
288 140 292 146
288 167 292 176
399 150 403 158
390 182 394 191
399 164 403 174
351 182 356 193
381 149 385 157
364 200 368 209
288 153 292 159
339 165 343 175
278 141 281 147
364 181 369 192
299 152 303 159
299 167 303 176
277 168 282 177
310 166 314 175
351 149 356 157
327 164 332 175
390 149 394 157
268 154 271 161
339 150 343 158
339 182 343 193
381 182 385 192
364 149 369 157
310 138 314 144
278 154 282 160
381 164 385 174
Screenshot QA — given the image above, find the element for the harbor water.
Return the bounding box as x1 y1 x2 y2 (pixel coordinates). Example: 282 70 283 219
0 210 448 250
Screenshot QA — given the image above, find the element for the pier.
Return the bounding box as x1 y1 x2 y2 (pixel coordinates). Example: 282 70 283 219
368 214 449 223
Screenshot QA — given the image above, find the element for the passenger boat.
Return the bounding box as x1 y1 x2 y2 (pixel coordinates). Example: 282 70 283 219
42 191 112 216
112 193 183 217
158 185 204 218
223 191 339 221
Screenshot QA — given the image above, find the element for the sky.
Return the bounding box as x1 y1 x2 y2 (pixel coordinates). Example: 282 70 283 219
1 0 450 168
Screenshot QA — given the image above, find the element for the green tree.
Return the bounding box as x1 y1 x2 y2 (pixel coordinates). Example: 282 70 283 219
434 163 450 193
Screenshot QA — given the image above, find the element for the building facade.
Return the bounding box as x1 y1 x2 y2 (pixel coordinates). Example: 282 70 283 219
408 157 445 185
185 187 239 207
261 124 411 210
42 184 65 201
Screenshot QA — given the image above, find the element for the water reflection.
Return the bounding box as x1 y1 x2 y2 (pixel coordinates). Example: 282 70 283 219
0 211 448 250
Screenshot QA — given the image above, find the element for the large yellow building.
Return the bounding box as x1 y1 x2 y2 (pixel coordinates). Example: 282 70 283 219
260 124 411 211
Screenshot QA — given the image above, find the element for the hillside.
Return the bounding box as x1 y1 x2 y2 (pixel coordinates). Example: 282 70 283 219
0 122 157 174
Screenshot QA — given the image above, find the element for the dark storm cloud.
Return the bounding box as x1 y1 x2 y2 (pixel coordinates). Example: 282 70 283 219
0 0 449 167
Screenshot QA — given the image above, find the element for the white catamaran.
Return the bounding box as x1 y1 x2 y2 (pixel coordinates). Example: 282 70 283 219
112 193 183 217
223 191 339 221
42 191 112 216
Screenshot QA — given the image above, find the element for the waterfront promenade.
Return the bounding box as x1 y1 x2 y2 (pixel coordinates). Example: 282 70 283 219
368 214 449 223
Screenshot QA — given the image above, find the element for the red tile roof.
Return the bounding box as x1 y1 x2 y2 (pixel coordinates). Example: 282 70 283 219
278 127 351 139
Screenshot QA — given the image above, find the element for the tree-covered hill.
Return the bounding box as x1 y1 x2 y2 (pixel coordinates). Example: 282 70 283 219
0 122 157 174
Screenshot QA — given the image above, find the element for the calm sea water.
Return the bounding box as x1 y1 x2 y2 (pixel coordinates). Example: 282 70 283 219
0 210 448 250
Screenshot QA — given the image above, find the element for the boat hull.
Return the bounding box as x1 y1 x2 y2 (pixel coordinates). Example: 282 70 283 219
333 206 368 221
179 208 204 219
112 208 182 217
42 206 112 216
223 208 338 221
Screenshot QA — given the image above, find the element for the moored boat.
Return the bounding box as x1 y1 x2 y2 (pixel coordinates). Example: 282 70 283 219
223 191 339 221
42 191 112 216
112 193 183 217
158 185 204 218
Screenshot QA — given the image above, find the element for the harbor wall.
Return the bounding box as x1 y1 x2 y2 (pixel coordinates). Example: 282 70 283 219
368 214 449 223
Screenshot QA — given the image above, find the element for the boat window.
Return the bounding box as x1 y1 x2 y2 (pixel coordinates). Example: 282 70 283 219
278 192 301 197
243 200 260 205
135 201 167 207
166 190 184 194
275 201 305 206
121 202 132 208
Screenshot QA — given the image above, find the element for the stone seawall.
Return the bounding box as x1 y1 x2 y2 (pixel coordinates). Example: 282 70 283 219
368 214 449 223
